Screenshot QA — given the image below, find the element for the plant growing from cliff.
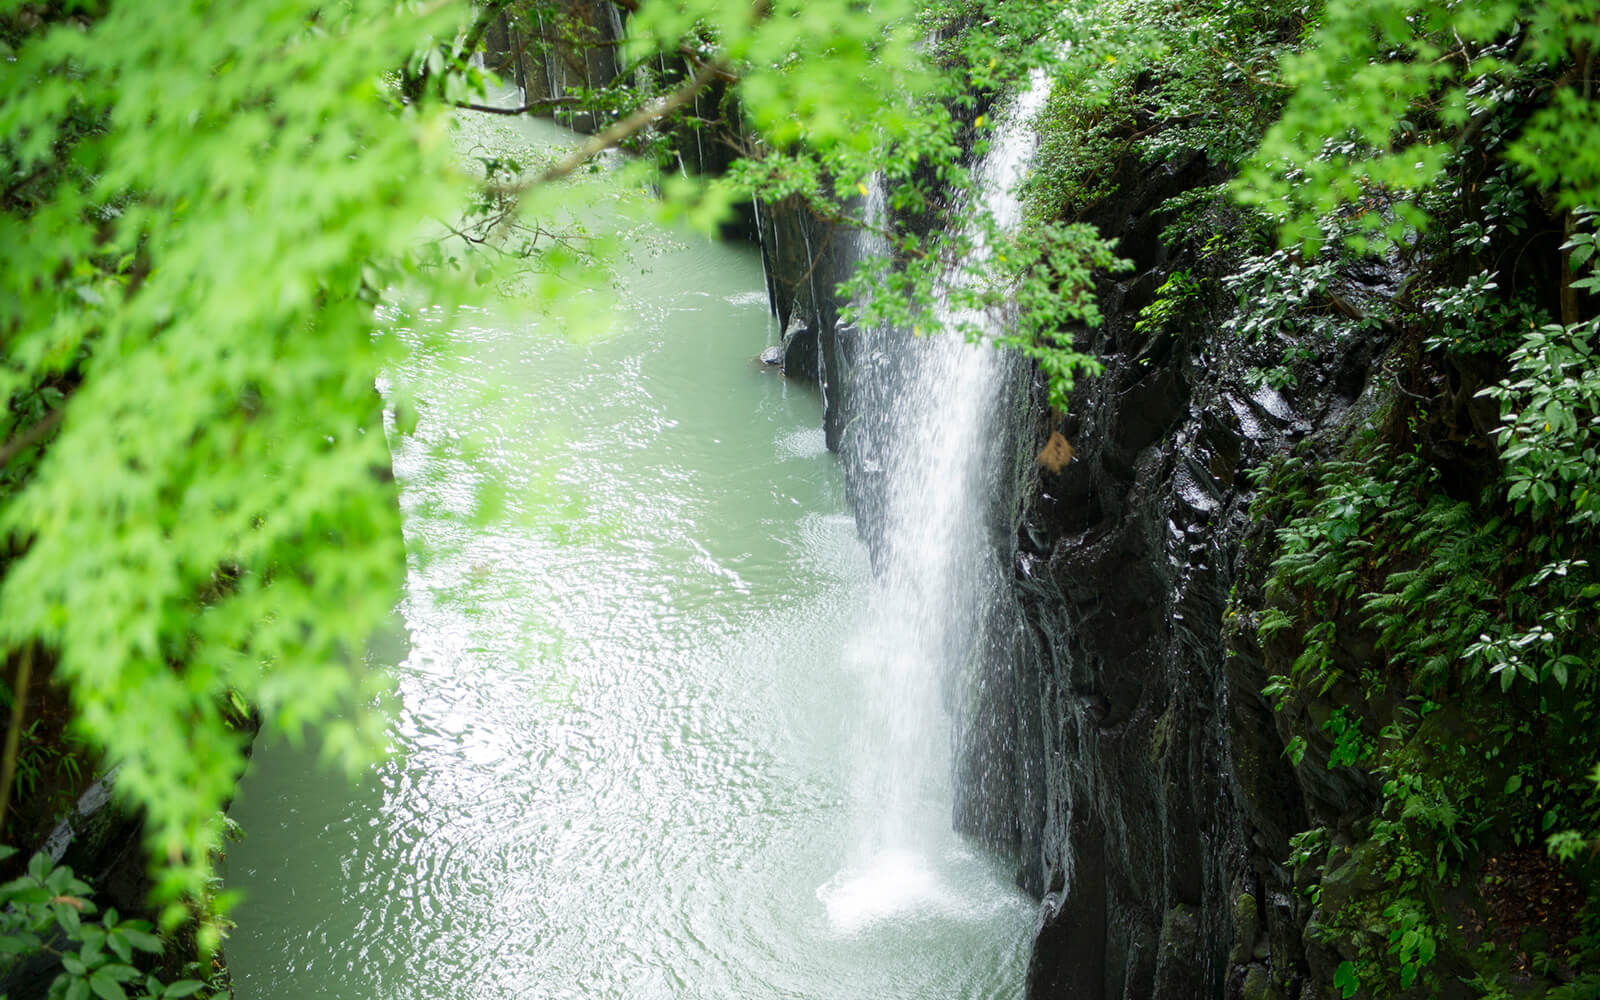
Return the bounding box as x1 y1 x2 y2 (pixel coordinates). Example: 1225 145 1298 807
1024 0 1300 226
0 848 212 1000
1548 766 1600 864
1383 896 1439 990
1482 316 1600 536
1254 405 1600 989
1217 3 1600 994
1324 708 1373 769
1471 220 1600 868
1237 0 1600 255
1333 959 1360 998
1134 270 1203 339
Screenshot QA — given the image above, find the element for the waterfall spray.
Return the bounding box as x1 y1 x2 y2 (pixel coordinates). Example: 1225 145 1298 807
818 71 1052 932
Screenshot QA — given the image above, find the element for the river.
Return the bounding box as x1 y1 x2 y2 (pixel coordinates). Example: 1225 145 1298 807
223 110 1034 999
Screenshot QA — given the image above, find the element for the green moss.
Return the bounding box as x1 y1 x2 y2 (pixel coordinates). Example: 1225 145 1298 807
1241 964 1281 1000
1231 891 1262 966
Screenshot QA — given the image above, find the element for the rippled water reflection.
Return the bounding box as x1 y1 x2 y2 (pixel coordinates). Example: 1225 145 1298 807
225 122 1032 1000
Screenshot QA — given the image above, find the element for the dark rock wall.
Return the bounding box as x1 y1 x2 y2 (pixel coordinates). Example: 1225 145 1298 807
756 195 865 451
1000 154 1401 998
755 129 1405 997
485 3 759 240
484 1 627 134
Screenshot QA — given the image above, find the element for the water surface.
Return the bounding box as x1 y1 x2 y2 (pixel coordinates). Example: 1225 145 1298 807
225 112 1033 1000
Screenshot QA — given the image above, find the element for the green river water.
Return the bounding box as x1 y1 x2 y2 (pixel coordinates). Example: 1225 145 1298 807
224 112 1033 1000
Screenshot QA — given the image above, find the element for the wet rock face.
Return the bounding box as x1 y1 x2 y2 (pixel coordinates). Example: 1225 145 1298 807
748 99 1397 998
755 194 866 452
485 3 759 240
985 153 1398 998
484 1 626 134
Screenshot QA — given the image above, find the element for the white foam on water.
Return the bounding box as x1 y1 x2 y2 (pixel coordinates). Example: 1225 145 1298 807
827 68 1052 897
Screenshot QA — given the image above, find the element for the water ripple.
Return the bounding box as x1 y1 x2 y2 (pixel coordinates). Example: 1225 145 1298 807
225 159 1032 1000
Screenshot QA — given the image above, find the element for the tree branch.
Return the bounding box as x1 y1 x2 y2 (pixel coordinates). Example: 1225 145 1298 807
677 44 740 85
455 96 584 115
0 406 65 470
459 0 516 63
533 57 726 185
0 644 36 837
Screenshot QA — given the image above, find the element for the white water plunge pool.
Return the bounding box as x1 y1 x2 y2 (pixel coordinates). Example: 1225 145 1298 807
223 112 1034 1000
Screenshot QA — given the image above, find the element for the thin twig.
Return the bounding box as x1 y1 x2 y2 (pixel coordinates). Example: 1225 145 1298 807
0 406 64 470
1393 374 1432 402
0 644 36 837
532 58 726 185
455 97 584 115
676 45 740 85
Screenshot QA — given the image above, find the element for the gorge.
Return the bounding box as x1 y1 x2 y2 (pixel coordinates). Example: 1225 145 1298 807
3 2 1598 999
223 104 1038 999
223 10 1507 996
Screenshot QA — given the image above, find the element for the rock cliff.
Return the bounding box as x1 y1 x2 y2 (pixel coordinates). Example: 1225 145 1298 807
758 131 1411 1000
1000 154 1400 1000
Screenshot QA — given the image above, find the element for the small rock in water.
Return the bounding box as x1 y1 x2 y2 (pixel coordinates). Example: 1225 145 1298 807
759 346 783 366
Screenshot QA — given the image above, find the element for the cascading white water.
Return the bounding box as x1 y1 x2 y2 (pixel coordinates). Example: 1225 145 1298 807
819 70 1052 932
227 81 1039 1000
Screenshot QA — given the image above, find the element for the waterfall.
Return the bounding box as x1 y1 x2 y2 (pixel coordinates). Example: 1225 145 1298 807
818 72 1051 931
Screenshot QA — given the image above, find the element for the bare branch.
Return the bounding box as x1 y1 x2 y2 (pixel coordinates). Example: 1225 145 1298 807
676 44 740 85
533 58 727 185
456 96 584 115
0 406 64 470
0 644 36 836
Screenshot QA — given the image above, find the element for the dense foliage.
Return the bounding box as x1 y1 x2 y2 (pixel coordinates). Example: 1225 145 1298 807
0 0 952 989
1 0 474 940
1239 0 1600 254
5 0 1600 996
989 0 1600 994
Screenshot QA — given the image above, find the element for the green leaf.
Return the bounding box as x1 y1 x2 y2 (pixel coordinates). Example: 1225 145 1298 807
119 928 162 954
1505 774 1523 794
98 964 137 983
88 972 126 1000
0 933 38 955
161 982 206 1000
53 901 82 935
1284 735 1308 766
1334 960 1359 998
